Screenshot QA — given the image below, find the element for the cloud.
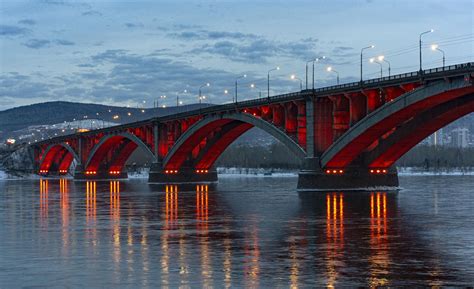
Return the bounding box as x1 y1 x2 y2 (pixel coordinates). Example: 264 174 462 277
193 38 317 64
125 22 144 29
18 19 36 26
332 46 356 56
55 39 75 46
21 38 75 49
77 63 95 68
0 25 30 36
22 39 51 49
0 73 53 99
166 27 320 64
81 10 102 16
0 47 321 112
168 29 258 41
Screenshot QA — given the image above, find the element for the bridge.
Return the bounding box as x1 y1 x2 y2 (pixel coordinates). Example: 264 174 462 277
33 62 474 191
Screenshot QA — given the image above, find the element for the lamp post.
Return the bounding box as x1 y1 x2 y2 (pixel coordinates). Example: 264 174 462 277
419 29 434 71
235 74 247 103
312 56 325 89
157 95 166 108
305 59 314 89
177 89 187 106
431 44 445 67
250 83 262 98
377 55 391 77
369 57 383 77
360 45 375 82
198 83 210 105
290 74 303 90
267 66 280 99
326 66 340 85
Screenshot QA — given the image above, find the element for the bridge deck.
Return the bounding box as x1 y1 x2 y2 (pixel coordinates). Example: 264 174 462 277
35 62 473 146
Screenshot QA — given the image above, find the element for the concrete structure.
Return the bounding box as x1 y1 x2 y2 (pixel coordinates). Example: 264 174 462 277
33 62 474 191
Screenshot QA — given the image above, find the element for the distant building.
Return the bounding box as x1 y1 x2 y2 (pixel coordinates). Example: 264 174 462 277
450 128 469 148
427 129 445 146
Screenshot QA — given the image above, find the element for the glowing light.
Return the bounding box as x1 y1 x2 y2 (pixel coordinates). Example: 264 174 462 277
377 55 385 61
431 44 439 50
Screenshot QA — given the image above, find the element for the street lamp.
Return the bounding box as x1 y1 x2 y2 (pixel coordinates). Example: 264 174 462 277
369 57 383 77
360 45 375 82
199 82 211 109
305 59 313 89
326 66 340 85
267 66 280 99
290 74 303 90
157 95 166 108
431 44 445 68
312 56 325 89
419 29 434 71
250 83 262 98
177 89 187 106
377 55 391 77
235 74 247 103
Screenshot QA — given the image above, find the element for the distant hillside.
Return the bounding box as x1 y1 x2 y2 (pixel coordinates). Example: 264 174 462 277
0 101 210 140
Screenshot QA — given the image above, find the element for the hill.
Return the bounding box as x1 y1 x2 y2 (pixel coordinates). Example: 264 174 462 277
0 101 210 141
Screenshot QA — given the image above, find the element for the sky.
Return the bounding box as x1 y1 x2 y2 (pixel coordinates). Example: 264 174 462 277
0 0 472 111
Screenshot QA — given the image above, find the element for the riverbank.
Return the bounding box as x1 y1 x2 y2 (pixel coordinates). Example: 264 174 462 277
2 166 473 180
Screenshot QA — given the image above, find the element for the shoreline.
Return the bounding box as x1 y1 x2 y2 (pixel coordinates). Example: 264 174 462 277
1 167 474 180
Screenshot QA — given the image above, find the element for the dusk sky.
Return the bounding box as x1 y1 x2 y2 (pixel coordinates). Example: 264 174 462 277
0 0 472 111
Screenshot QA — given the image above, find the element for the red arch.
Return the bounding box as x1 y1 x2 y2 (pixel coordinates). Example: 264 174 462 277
86 136 129 171
164 119 234 170
39 145 76 173
85 134 155 173
195 122 253 169
108 141 138 171
324 85 474 168
369 97 474 168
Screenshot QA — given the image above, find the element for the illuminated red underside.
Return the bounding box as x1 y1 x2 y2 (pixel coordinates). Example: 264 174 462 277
369 96 474 168
325 86 474 168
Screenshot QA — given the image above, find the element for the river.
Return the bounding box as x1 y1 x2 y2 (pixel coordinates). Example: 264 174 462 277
0 175 473 288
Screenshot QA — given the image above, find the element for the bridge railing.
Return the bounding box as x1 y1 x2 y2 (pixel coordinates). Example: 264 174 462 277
33 62 473 146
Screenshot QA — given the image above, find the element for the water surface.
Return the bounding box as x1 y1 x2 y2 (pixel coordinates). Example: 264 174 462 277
0 175 473 288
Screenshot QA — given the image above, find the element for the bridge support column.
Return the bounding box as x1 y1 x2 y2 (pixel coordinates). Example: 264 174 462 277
74 165 128 180
148 167 218 184
297 160 398 191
